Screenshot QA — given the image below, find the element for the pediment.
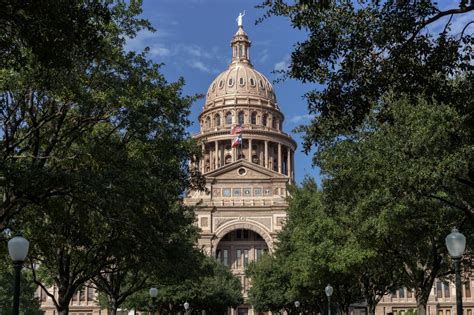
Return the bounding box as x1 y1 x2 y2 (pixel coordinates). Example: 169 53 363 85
205 160 288 181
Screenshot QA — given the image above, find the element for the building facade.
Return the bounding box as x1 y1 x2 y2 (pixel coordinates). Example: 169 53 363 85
184 18 297 315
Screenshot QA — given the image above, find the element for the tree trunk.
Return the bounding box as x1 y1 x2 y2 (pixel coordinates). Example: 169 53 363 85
416 301 427 315
109 298 118 315
57 308 69 315
367 303 377 315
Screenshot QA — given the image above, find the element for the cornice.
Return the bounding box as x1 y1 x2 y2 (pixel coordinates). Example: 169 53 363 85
193 128 297 149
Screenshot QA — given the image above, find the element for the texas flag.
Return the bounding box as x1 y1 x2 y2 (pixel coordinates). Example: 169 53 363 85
230 124 242 135
231 134 242 148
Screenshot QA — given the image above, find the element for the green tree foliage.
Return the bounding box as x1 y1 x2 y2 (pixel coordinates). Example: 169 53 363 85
1 1 204 315
122 255 243 314
92 213 200 315
316 94 472 315
248 180 367 315
258 0 473 153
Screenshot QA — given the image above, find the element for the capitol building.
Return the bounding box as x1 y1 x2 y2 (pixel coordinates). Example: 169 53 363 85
184 16 297 315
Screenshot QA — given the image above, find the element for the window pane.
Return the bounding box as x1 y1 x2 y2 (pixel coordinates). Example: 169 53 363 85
444 283 450 298
236 249 242 267
399 288 405 298
243 249 249 267
465 282 471 298
226 113 232 125
238 111 244 125
256 248 263 261
223 249 229 266
87 287 94 301
436 281 442 298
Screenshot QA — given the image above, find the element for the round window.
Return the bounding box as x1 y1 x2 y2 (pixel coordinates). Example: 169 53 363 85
219 80 224 89
250 78 255 86
239 77 245 86
228 78 234 87
238 168 247 176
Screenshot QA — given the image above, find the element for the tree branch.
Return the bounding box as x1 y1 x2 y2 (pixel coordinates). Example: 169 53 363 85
407 5 474 42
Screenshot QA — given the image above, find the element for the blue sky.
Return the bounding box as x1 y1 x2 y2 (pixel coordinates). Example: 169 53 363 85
127 0 319 184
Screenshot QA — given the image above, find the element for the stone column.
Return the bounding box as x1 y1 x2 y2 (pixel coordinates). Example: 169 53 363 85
278 143 282 173
214 141 218 169
287 148 291 177
264 140 269 168
201 143 205 174
248 138 252 163
291 149 295 181
259 142 264 166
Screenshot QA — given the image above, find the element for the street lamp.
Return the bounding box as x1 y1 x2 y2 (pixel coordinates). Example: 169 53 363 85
445 228 466 315
149 287 158 315
325 284 333 315
184 301 190 314
8 233 29 315
295 301 301 315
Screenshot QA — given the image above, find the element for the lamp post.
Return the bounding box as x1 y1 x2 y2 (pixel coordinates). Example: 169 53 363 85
325 284 333 315
149 287 158 315
295 300 300 315
445 228 466 315
8 233 30 315
184 301 190 315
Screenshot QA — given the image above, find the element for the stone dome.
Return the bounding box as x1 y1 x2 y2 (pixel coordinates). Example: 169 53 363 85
204 25 277 108
205 64 276 105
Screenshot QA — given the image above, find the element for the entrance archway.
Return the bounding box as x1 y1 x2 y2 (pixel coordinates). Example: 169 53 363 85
215 227 270 296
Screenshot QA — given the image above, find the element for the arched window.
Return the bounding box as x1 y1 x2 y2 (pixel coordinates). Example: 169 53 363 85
272 116 277 129
251 112 257 124
215 114 221 127
262 114 268 126
205 116 211 129
225 112 232 125
238 111 245 125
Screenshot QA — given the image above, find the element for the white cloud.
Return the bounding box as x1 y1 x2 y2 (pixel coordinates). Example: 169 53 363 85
289 114 314 124
149 46 171 57
274 55 291 71
256 49 269 64
188 60 211 73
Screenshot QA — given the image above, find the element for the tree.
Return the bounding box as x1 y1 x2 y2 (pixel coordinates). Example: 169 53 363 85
2 1 204 315
247 255 297 314
316 94 472 315
258 0 473 151
0 0 159 229
248 180 368 315
92 205 200 315
122 255 243 314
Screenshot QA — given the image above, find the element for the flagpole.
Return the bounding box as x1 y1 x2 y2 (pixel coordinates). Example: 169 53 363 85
239 127 243 160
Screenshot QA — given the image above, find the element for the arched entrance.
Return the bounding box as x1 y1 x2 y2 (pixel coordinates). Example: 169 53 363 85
215 228 270 296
